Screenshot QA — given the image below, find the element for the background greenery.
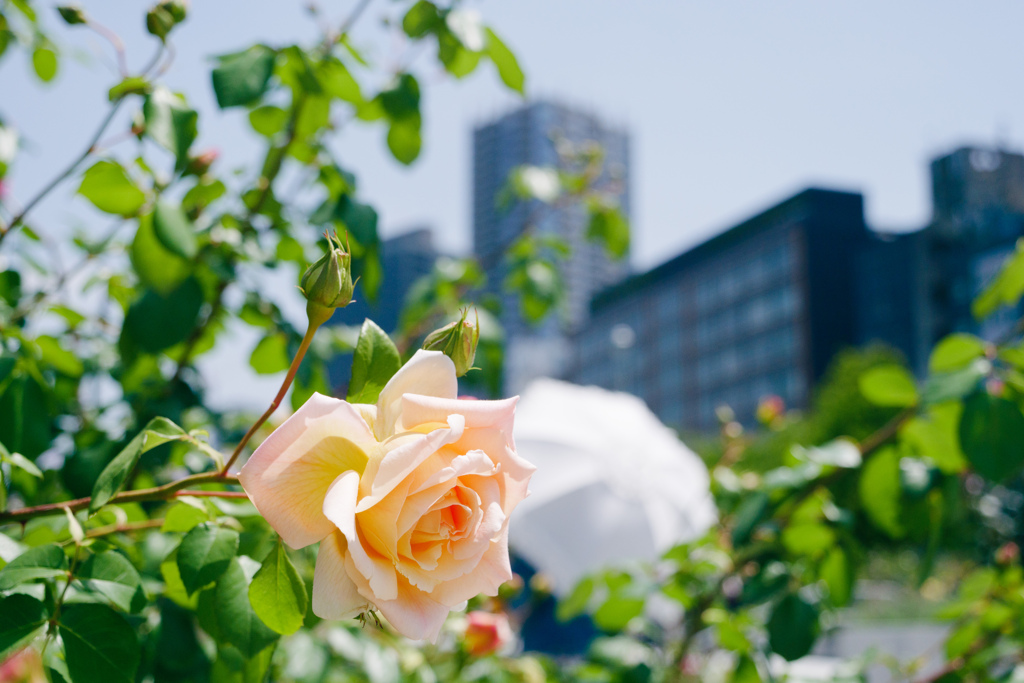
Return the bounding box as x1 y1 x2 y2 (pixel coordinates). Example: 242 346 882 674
1 2 1024 683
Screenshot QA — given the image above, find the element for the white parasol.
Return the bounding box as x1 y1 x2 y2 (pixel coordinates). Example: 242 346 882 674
508 379 717 595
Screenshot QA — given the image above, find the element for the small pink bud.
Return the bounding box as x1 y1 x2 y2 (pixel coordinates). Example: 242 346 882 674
463 611 513 657
756 394 785 426
996 541 1019 566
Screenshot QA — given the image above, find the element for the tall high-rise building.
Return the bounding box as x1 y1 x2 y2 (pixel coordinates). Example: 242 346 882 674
569 189 870 431
472 101 631 393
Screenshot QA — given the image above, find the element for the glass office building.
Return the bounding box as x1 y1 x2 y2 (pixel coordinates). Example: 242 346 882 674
472 101 630 393
569 189 870 431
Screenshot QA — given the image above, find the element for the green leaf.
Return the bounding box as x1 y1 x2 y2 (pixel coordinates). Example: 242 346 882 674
819 547 853 607
77 160 145 216
130 214 190 295
556 576 594 622
89 416 188 513
922 360 986 404
859 364 918 407
206 558 279 657
858 445 905 538
250 333 290 375
973 242 1024 319
143 86 198 169
485 28 524 94
929 333 986 373
900 402 968 474
107 76 151 101
59 604 140 683
248 105 288 137
403 1 441 37
212 45 276 108
347 319 400 404
248 542 307 635
177 523 240 595
76 551 145 613
336 196 379 247
0 594 47 660
380 73 420 120
592 594 644 632
32 44 57 82
320 57 362 104
387 115 422 165
0 375 54 458
767 594 819 661
152 201 198 259
781 523 835 558
161 501 210 533
36 335 84 377
121 276 204 353
586 204 629 259
732 656 762 683
958 391 1024 482
0 544 66 590
731 491 769 546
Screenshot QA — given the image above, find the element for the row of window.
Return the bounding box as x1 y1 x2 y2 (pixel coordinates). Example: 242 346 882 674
695 240 796 311
696 326 799 389
696 285 799 348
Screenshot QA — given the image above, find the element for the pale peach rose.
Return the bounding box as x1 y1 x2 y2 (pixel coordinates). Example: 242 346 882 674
239 350 535 641
463 610 514 656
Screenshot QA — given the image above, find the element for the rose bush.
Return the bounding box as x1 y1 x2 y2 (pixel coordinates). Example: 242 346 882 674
239 349 535 640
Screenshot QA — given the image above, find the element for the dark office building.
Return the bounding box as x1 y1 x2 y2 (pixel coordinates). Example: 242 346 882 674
857 146 1024 363
472 101 630 392
569 189 870 431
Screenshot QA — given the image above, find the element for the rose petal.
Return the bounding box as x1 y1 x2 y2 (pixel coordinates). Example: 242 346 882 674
400 395 517 436
357 414 465 510
373 575 452 642
324 471 399 601
312 531 369 619
429 531 514 607
239 394 376 549
375 350 458 439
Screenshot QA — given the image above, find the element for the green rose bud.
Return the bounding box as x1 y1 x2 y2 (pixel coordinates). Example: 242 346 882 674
57 5 88 25
422 308 480 377
300 231 355 328
146 5 175 40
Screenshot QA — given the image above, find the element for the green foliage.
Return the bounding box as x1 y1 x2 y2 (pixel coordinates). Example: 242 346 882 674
177 523 240 595
249 541 308 635
0 594 47 659
89 417 188 512
347 319 401 404
211 45 276 108
77 160 145 216
59 604 140 683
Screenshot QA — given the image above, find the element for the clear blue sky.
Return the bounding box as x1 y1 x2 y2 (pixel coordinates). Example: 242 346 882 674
3 0 1023 407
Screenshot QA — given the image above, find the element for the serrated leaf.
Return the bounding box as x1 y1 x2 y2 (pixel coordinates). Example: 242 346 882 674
162 501 210 533
177 523 240 595
248 542 307 635
76 551 145 613
0 594 47 660
206 558 279 657
347 319 400 404
59 603 140 683
0 544 68 590
90 417 188 513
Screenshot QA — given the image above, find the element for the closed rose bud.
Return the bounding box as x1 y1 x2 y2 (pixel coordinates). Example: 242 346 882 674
422 309 479 377
57 5 88 25
146 5 174 40
300 232 354 328
161 0 188 23
463 611 513 657
185 148 218 176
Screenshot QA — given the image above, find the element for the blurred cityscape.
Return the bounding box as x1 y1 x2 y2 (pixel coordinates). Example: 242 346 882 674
335 100 1024 433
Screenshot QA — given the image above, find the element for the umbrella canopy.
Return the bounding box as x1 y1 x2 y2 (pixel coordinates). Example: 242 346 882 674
508 379 717 595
